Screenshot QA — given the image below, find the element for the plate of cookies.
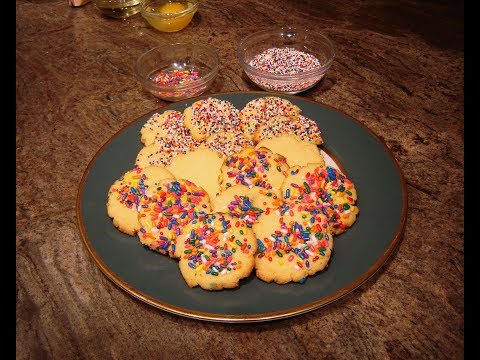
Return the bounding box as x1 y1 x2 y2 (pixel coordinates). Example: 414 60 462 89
77 92 407 322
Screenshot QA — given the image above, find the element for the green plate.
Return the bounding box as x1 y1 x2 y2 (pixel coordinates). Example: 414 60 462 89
77 92 407 322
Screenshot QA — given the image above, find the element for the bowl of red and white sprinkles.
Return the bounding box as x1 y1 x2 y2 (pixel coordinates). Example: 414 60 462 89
237 27 335 94
134 43 219 101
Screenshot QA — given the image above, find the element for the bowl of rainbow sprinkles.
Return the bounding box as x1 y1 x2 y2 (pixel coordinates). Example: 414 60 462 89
237 27 335 94
134 42 219 101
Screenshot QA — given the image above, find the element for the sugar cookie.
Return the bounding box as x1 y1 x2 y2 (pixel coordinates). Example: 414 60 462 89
219 147 289 197
282 164 359 235
253 202 333 284
167 148 224 200
240 96 301 140
211 185 283 227
106 166 174 235
201 130 255 157
253 115 323 145
135 134 198 168
182 97 241 141
256 134 325 168
137 179 211 256
140 110 188 146
174 213 257 290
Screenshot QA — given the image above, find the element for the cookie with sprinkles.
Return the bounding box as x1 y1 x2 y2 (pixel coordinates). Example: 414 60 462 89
135 133 199 168
200 130 255 157
219 147 290 197
135 143 184 168
256 134 325 168
167 148 224 200
182 97 241 141
253 202 333 284
282 164 359 235
140 110 187 146
174 213 257 290
106 166 174 236
253 115 324 145
239 96 301 140
211 185 283 227
137 178 211 256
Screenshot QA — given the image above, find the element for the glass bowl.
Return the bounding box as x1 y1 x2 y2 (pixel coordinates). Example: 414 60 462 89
140 0 199 32
92 0 141 18
237 27 336 94
134 43 219 101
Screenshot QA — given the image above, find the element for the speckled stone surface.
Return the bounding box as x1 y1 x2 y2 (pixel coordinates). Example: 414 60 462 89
16 0 463 358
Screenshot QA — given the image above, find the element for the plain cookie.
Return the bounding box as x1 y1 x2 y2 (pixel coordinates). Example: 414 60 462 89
256 134 325 168
167 148 224 200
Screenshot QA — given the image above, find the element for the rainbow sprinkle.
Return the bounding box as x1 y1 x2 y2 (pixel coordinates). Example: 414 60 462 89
249 47 321 75
225 195 264 227
150 69 200 86
188 97 241 140
138 179 210 256
285 166 358 233
255 115 323 144
181 213 252 276
256 203 331 267
240 96 301 138
248 47 323 92
203 131 255 157
223 148 288 190
109 166 146 210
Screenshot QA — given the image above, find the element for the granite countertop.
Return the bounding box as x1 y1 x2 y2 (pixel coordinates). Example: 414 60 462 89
16 0 464 358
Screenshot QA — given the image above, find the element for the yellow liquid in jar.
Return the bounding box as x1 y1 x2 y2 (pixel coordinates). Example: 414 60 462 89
145 2 195 32
160 3 186 13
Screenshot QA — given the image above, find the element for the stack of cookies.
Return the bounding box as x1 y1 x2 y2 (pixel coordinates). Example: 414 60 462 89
107 96 359 290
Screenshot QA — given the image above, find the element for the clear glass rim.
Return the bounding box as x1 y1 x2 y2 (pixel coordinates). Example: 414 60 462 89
94 0 141 4
237 27 336 80
134 43 219 92
140 0 199 19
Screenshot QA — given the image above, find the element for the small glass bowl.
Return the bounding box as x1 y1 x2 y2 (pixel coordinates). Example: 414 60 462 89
134 43 219 101
92 0 141 18
237 27 336 94
140 0 199 32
